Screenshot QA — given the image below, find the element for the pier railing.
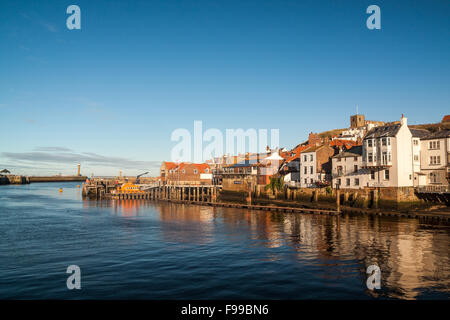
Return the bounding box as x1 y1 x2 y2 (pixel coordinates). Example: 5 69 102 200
416 185 450 194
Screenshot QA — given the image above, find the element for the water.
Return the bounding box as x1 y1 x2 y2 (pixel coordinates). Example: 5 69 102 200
0 182 449 300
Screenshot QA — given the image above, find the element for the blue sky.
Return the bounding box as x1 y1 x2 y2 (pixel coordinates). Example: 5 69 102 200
0 0 449 176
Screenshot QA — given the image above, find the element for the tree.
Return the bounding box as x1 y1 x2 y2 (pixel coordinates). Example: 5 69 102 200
265 176 284 196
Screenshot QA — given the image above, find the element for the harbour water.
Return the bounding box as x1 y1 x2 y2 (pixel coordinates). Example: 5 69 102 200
0 182 449 299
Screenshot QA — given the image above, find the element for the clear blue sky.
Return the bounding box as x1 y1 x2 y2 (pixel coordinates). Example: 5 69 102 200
0 0 449 176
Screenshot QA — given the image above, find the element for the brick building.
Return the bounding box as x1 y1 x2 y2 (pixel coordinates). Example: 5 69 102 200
160 162 212 185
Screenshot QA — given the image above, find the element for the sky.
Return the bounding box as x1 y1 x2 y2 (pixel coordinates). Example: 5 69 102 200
0 0 449 176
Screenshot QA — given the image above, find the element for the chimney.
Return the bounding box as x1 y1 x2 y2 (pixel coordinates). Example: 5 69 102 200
400 114 407 126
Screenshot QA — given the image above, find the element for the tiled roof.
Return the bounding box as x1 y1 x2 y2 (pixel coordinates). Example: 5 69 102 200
421 129 450 140
329 139 358 149
442 115 450 123
285 145 310 162
333 146 363 158
365 124 401 139
410 128 430 138
226 160 258 168
163 161 178 170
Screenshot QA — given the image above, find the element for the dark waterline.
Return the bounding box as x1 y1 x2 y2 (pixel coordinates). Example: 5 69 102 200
0 182 449 299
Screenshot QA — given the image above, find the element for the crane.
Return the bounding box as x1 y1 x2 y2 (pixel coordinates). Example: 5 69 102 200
135 172 149 184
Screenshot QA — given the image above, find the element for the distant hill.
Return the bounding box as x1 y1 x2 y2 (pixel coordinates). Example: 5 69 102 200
408 122 450 132
318 128 347 139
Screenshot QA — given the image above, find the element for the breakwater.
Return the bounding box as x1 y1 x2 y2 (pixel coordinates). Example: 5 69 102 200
29 176 87 183
0 175 87 185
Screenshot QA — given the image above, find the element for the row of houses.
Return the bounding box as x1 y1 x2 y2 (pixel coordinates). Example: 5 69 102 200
331 115 449 189
158 114 450 191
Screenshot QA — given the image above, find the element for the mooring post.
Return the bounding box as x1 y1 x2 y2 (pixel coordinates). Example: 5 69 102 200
336 187 341 212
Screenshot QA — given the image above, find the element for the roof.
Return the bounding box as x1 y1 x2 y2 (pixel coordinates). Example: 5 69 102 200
332 146 363 159
364 124 401 139
263 152 284 161
409 128 430 138
329 139 359 149
302 144 334 153
285 144 310 162
421 129 450 140
226 160 258 168
164 162 210 173
442 115 450 123
162 161 178 170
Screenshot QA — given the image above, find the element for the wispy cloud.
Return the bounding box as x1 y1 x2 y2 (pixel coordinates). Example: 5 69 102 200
33 146 73 152
1 150 160 171
41 22 58 33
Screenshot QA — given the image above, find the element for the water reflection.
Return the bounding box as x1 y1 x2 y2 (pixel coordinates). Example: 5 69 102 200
82 199 450 299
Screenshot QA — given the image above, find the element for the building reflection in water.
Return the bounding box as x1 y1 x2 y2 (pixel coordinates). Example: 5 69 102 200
82 199 450 299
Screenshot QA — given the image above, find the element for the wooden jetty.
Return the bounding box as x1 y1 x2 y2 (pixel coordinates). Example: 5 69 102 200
81 180 450 222
113 184 221 203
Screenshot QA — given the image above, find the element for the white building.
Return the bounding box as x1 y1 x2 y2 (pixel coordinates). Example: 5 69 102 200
299 145 335 188
409 128 430 186
331 146 370 189
362 115 414 187
419 130 450 186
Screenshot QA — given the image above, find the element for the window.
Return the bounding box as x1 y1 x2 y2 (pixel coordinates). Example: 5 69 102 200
388 152 391 162
354 157 358 161
304 155 307 162
194 169 198 174
370 170 375 180
310 166 313 174
205 169 209 173
429 140 440 150
413 139 418 146
355 178 359 186
368 152 373 162
182 169 185 174
430 156 441 165
304 166 307 174
409 174 412 180
310 178 314 184
304 178 307 184
368 139 373 147
337 158 341 162
382 151 387 164
354 165 358 172
382 137 386 146
414 155 419 161
384 169 390 180
430 173 439 183
346 178 350 186
337 178 341 186
387 137 391 146
310 154 313 161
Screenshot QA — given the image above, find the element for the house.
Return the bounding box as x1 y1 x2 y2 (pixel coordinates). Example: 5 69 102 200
220 159 259 192
160 161 178 183
419 130 450 186
299 145 335 187
160 162 212 185
258 151 284 185
410 128 430 186
362 115 414 187
331 146 369 189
